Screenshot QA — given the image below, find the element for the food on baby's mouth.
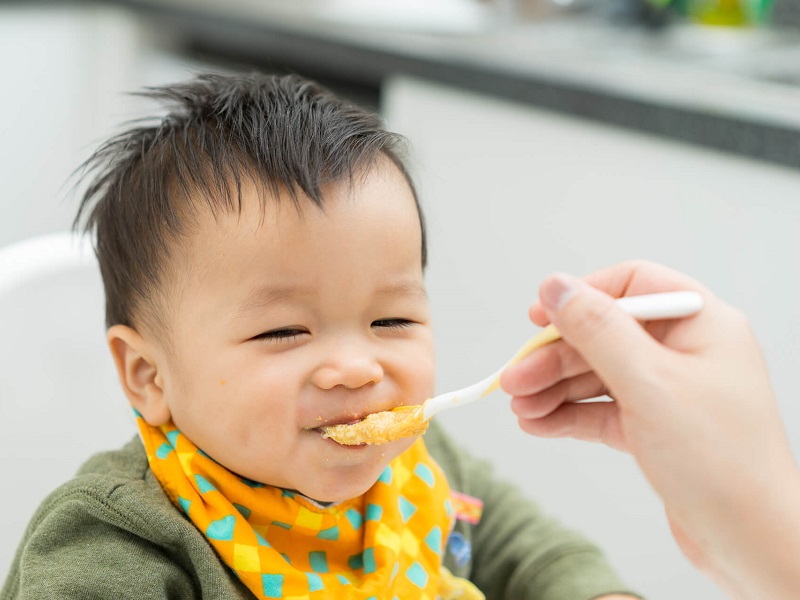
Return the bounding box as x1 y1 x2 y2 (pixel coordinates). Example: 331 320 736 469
320 405 428 445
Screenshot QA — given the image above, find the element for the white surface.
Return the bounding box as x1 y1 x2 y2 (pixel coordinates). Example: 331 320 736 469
383 75 800 600
0 232 94 296
0 5 145 248
316 0 492 34
0 233 133 581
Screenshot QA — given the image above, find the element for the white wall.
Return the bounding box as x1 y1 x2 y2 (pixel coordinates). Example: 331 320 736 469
0 5 217 581
0 6 147 246
383 74 800 600
0 5 218 247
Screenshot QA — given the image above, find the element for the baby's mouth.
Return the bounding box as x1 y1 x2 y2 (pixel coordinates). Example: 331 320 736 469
310 412 377 446
312 414 365 430
311 416 362 438
313 418 368 447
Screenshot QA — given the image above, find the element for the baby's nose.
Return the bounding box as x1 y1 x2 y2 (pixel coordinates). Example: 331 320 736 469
311 345 384 390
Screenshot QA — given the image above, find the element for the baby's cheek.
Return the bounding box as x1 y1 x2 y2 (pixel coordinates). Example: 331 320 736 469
415 366 437 402
400 350 436 397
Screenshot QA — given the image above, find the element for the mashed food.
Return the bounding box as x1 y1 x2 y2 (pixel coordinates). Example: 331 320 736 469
320 405 427 445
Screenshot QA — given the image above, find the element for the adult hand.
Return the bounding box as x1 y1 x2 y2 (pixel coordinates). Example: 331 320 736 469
500 260 800 600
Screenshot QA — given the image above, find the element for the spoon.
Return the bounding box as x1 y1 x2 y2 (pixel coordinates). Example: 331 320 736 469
320 290 704 445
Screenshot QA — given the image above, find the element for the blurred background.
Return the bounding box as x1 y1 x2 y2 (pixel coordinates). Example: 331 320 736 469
3 0 800 597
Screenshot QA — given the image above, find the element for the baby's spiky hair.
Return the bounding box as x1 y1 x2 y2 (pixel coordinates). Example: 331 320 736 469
74 72 424 335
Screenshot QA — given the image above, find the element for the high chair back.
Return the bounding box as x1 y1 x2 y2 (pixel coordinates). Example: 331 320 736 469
0 231 133 581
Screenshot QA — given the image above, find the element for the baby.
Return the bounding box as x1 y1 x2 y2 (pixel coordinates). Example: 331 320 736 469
2 73 639 599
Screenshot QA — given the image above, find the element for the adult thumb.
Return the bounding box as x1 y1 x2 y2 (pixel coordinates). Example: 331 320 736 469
540 273 663 396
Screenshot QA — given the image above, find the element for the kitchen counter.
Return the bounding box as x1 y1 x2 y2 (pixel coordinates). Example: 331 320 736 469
109 0 800 168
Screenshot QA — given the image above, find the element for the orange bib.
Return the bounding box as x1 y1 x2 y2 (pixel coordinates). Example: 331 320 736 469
136 411 482 599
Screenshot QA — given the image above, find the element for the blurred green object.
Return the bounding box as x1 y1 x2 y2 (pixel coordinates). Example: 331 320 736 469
681 0 774 25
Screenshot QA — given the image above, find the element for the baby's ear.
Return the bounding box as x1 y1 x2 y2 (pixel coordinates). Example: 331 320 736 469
107 324 171 426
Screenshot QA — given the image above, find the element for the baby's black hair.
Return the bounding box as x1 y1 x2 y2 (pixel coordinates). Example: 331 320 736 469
74 72 424 334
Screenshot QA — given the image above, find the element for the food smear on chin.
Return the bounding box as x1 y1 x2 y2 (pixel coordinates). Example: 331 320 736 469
320 405 428 445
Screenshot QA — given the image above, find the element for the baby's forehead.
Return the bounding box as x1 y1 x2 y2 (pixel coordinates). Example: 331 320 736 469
183 156 414 231
170 171 404 271
145 168 426 356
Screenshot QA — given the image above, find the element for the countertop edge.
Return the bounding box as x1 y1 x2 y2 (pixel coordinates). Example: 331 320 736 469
107 0 800 170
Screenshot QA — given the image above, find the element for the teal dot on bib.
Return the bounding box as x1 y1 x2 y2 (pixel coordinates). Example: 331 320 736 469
425 526 442 555
233 503 251 520
365 504 383 522
155 443 173 460
194 474 216 494
318 525 339 541
261 574 284 598
398 496 417 523
241 477 264 488
363 547 376 574
306 573 324 592
348 552 364 570
345 508 363 530
413 463 435 487
405 561 428 589
309 551 329 573
378 465 393 484
177 496 191 515
165 430 180 446
206 515 235 541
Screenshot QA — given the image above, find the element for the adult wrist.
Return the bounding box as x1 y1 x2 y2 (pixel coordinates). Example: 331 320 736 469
711 467 800 600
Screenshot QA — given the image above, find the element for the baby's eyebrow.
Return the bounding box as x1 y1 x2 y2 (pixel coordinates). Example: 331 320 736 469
234 280 427 318
235 285 306 317
376 281 428 300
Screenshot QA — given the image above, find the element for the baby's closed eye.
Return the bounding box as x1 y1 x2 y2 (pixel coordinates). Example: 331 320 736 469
251 327 309 343
371 318 416 330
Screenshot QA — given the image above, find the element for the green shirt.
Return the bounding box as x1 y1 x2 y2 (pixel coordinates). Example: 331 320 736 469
2 423 638 599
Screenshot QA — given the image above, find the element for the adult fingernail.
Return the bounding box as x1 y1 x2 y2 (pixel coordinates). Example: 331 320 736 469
540 273 579 314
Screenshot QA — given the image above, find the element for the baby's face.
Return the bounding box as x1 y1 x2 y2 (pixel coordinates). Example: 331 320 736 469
154 158 434 502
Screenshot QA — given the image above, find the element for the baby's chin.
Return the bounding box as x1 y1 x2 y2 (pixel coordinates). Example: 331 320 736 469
301 448 412 503
291 478 368 505
298 462 391 504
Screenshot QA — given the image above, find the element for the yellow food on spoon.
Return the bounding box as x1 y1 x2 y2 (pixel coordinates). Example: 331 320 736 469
320 405 428 445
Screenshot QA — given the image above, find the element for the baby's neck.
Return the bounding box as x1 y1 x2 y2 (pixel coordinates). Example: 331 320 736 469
285 489 337 508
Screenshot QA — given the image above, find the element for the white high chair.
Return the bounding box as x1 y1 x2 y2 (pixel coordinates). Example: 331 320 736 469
0 232 134 581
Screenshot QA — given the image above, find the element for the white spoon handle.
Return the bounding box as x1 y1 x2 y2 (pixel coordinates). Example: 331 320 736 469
422 290 704 421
